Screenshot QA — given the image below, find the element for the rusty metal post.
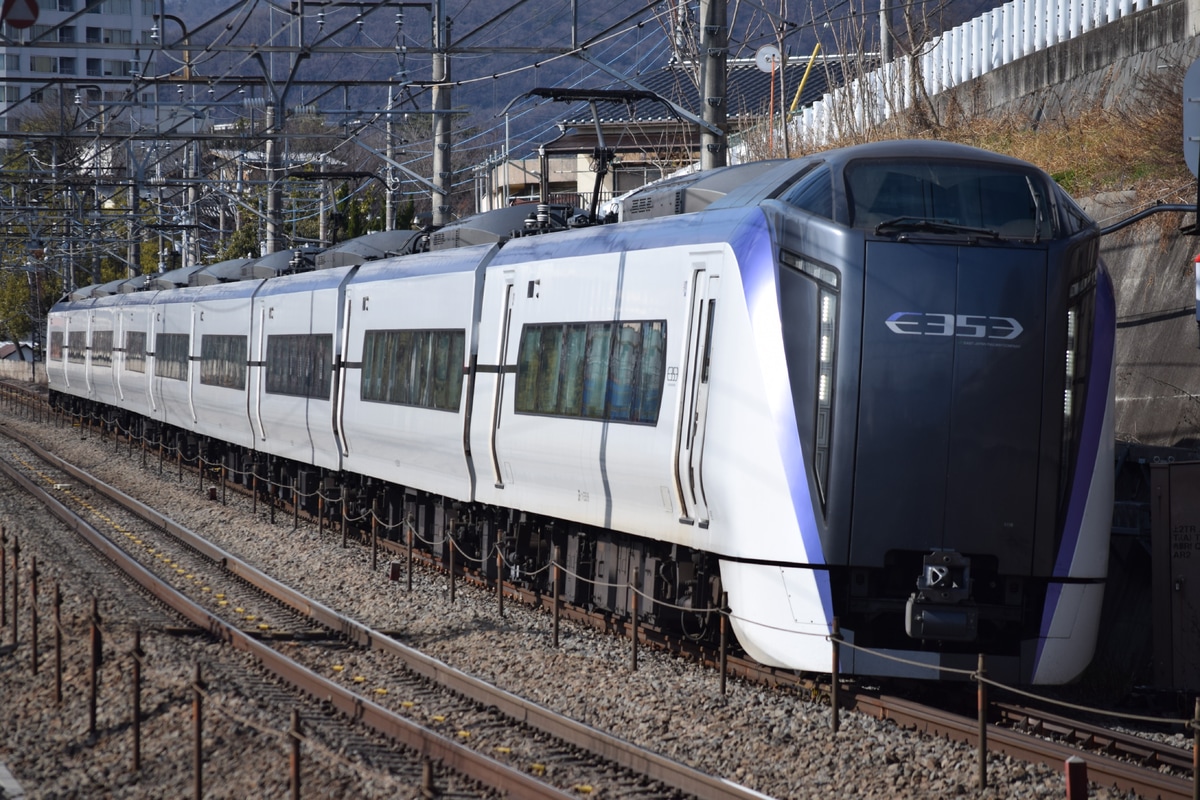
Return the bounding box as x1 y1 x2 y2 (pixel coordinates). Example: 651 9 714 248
89 597 101 736
422 758 435 798
630 589 639 672
406 523 413 593
198 453 204 492
132 630 142 772
1 527 7 630
830 617 841 732
719 592 728 697
177 437 183 482
53 585 62 705
293 476 299 531
158 430 164 475
11 537 19 647
341 491 348 548
1065 756 1087 799
497 533 504 619
371 497 379 572
29 555 37 675
141 426 146 468
253 465 259 515
552 546 560 649
193 663 203 800
448 537 456 604
317 492 324 534
978 653 988 790
221 465 227 506
289 709 301 800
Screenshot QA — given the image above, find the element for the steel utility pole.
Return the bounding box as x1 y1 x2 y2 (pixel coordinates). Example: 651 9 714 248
700 0 728 170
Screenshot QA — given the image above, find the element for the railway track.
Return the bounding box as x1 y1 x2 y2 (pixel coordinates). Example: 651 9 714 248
2 382 1197 799
0 411 771 800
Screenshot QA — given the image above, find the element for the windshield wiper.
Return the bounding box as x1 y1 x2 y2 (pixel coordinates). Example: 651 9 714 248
874 216 1000 239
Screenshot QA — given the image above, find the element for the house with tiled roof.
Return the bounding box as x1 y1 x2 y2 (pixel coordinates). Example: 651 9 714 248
481 54 857 211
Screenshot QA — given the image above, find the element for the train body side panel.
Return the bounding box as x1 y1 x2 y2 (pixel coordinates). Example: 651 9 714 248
339 247 490 502
152 292 195 430
115 291 159 419
88 303 119 406
190 281 261 451
46 309 67 391
251 269 349 471
61 303 92 394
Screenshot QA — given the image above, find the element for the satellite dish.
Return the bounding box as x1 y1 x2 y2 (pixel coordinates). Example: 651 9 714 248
755 45 781 73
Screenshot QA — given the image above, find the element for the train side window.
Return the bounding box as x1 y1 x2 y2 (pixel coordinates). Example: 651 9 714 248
265 333 332 399
779 165 833 220
515 320 667 425
124 331 145 373
200 334 247 390
607 322 643 421
155 333 190 381
361 329 465 411
636 322 666 422
557 323 587 415
582 323 612 419
49 331 63 361
91 330 113 368
515 326 544 413
67 330 86 364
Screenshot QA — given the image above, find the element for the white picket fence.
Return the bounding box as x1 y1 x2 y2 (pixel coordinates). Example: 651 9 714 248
789 0 1164 146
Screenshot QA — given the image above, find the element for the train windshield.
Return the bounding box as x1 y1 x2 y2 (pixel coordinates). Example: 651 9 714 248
845 159 1054 240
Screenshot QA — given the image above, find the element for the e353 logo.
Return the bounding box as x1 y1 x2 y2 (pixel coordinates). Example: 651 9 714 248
885 312 1023 340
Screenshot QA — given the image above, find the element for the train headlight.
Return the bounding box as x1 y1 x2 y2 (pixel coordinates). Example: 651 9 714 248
815 289 837 493
1063 309 1077 419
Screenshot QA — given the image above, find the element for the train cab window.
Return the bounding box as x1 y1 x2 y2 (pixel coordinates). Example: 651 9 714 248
49 331 63 361
360 329 465 411
155 333 189 381
516 320 666 425
846 159 1055 239
265 333 332 399
67 331 86 364
1055 186 1092 235
125 331 146 373
779 165 833 220
91 330 113 368
200 334 247 390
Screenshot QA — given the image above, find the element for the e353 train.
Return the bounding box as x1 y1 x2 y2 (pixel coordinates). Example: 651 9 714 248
46 140 1114 685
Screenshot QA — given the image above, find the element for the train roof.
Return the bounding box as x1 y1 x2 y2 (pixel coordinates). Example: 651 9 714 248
314 229 423 270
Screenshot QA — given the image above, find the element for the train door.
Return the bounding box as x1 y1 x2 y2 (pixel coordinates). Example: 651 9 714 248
186 304 198 424
675 268 719 527
248 300 268 442
488 273 516 489
84 312 95 398
333 290 353 457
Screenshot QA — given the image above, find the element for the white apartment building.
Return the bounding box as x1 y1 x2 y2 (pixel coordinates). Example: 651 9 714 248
0 0 159 133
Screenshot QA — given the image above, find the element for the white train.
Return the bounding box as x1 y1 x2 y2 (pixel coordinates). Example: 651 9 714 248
47 140 1116 684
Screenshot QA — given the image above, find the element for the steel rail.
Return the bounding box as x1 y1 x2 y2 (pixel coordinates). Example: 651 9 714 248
852 693 1193 800
994 702 1195 772
0 424 774 800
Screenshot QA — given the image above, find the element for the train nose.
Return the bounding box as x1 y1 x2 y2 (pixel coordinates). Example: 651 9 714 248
905 549 979 641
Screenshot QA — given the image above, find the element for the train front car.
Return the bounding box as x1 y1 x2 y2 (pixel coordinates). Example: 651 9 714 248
721 141 1114 685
